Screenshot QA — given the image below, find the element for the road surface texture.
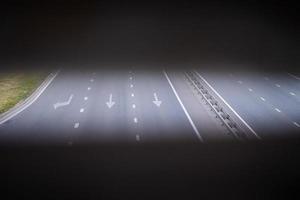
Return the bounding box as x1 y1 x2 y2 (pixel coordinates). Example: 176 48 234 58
0 69 232 145
198 69 300 139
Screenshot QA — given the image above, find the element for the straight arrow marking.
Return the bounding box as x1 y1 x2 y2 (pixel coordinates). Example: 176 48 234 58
153 92 162 107
106 93 115 108
53 94 74 109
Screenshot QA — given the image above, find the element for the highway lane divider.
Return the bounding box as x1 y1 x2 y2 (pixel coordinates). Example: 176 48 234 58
185 70 261 140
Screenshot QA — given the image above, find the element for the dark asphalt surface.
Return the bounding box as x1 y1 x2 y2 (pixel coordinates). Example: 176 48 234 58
199 70 300 139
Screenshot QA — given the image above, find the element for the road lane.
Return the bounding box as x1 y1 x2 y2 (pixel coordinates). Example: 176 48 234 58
199 69 300 138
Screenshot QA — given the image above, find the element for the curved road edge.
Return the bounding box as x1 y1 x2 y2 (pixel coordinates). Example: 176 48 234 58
0 70 60 125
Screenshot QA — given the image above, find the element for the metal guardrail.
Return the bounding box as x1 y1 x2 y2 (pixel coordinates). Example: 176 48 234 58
185 71 245 140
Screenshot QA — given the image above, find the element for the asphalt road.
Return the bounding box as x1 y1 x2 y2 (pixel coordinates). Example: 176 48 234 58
0 69 230 144
199 69 300 139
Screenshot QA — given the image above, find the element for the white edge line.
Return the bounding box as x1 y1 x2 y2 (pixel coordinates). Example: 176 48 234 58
163 70 203 142
0 70 59 124
194 70 261 140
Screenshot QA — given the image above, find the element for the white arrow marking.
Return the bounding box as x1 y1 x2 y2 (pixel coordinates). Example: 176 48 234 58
106 94 115 108
53 94 74 109
152 93 162 107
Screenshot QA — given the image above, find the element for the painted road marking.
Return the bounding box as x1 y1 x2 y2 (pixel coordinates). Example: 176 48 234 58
237 80 243 84
106 94 115 108
248 88 253 92
129 77 133 80
84 97 88 101
132 104 136 109
260 97 266 101
163 70 203 142
289 92 296 96
90 79 94 82
264 77 269 81
130 84 133 88
275 84 281 88
74 123 79 129
87 87 91 90
80 108 84 113
134 117 138 123
194 70 261 140
293 122 300 128
136 134 140 141
287 73 300 81
275 108 281 113
131 93 134 97
53 94 74 109
153 92 162 107
0 70 59 125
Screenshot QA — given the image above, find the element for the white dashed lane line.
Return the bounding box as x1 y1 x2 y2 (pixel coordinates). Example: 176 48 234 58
264 77 269 81
131 93 134 97
237 80 243 84
136 134 140 141
132 104 136 109
294 122 300 128
87 87 91 91
90 79 94 82
248 88 253 92
289 92 296 96
129 77 133 80
84 97 88 101
275 108 281 113
80 108 84 113
74 123 79 129
275 84 281 88
260 97 266 101
130 84 133 88
133 117 138 123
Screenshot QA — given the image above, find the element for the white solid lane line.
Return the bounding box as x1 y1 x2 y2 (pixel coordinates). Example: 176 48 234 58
74 123 79 129
260 97 266 101
163 70 203 142
84 97 88 100
80 108 84 113
248 88 253 92
275 84 281 88
194 70 261 140
275 108 281 113
134 117 138 123
289 92 296 96
132 104 136 109
294 122 300 128
87 87 91 90
131 93 134 97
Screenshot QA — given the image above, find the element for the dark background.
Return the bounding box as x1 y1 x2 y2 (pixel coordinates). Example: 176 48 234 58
0 1 299 198
0 0 299 70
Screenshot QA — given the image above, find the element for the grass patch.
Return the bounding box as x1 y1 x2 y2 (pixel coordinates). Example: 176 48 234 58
0 70 49 114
